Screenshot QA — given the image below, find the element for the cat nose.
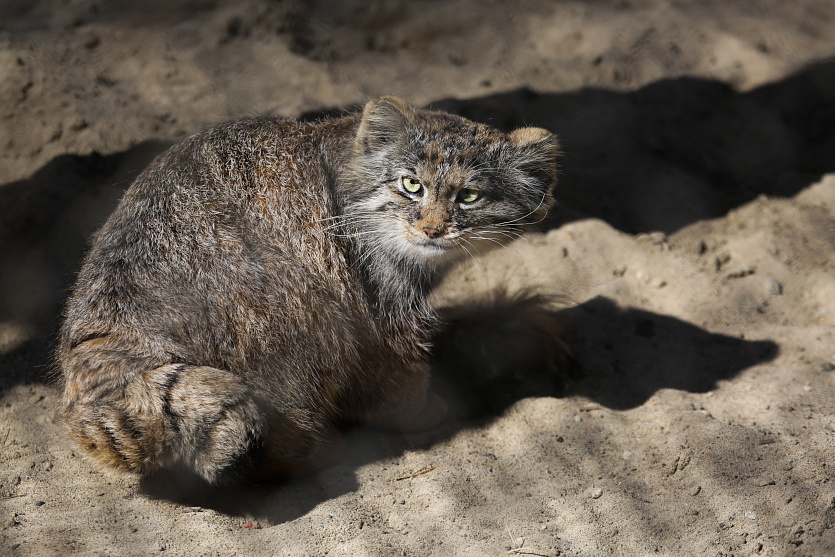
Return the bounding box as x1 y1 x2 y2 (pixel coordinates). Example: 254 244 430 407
422 227 443 239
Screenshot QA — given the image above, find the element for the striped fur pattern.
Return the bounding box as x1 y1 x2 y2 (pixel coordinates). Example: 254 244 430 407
57 97 559 483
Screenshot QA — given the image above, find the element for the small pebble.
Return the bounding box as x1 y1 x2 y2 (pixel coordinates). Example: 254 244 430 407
591 488 603 499
745 510 757 520
762 276 783 295
821 362 835 372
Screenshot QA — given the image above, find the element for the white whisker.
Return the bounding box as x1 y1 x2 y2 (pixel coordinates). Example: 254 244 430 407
456 236 478 262
492 191 549 227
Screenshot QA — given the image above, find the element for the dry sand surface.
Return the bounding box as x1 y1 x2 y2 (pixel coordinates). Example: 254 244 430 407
2 1 835 555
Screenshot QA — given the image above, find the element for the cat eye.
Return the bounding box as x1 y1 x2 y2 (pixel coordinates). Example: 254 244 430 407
401 176 423 195
457 188 481 204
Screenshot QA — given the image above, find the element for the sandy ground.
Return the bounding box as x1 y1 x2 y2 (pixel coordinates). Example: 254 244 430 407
2 1 835 555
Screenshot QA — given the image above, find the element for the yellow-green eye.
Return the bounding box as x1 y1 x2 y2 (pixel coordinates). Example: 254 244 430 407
458 188 480 203
401 176 422 194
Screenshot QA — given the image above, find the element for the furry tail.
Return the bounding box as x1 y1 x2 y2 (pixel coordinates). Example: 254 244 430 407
62 348 264 484
431 289 579 417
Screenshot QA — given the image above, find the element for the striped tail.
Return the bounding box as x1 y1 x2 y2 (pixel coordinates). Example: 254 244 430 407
63 360 264 484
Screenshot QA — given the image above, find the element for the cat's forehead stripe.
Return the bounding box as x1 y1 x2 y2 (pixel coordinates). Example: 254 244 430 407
417 126 499 167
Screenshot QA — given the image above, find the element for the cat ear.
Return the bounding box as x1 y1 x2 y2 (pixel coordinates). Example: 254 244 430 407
509 127 560 187
354 96 417 154
509 127 560 159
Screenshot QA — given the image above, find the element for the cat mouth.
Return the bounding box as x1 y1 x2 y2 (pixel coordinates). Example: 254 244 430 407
406 235 458 258
415 238 452 252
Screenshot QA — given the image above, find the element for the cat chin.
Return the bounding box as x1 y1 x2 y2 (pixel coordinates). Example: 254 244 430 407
394 237 459 265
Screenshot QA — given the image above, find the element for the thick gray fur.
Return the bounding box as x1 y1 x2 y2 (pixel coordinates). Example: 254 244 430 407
57 97 559 483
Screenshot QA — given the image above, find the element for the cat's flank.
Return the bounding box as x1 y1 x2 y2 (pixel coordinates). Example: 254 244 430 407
58 97 559 483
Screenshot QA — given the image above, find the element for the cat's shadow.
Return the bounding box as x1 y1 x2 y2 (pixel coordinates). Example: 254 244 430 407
433 294 778 413
0 142 171 388
139 294 778 523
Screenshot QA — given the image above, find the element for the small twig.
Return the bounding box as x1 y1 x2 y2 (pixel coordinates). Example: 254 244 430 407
2 427 10 447
507 549 554 557
1 494 26 500
395 463 437 481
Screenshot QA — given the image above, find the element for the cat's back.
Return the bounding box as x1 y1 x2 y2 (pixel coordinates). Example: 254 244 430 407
61 115 360 363
85 114 355 269
113 116 334 222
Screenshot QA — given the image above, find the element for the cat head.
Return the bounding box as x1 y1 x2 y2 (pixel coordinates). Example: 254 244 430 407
340 96 559 267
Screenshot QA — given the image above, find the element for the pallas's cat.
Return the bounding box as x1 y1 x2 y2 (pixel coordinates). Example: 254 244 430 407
58 97 559 483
